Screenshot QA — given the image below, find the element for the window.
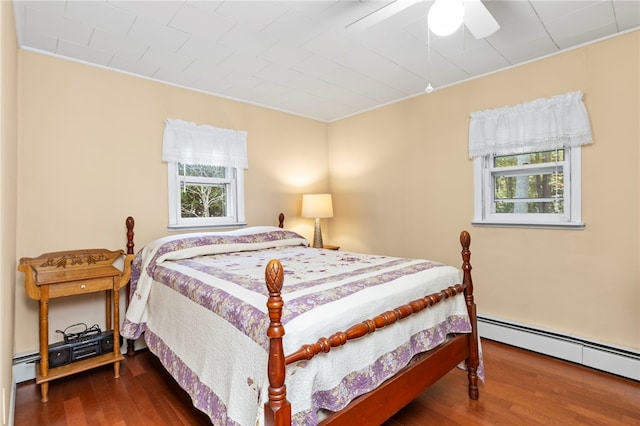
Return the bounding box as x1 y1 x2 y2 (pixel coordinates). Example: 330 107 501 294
163 119 247 229
167 162 245 228
473 147 583 228
469 91 592 229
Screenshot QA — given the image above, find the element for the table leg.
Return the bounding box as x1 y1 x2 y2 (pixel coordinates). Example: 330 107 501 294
39 298 49 402
113 287 121 379
105 290 112 330
40 382 49 404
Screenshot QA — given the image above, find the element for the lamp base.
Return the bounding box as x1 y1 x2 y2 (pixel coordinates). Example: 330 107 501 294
312 218 324 248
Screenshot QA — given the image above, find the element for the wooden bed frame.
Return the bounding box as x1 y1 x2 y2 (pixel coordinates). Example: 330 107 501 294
123 215 479 425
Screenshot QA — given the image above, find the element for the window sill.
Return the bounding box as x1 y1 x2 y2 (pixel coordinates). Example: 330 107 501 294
168 222 247 232
471 221 585 230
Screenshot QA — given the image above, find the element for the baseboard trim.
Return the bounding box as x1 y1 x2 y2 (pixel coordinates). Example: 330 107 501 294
478 315 640 381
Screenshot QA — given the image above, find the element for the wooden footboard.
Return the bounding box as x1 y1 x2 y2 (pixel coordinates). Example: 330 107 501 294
264 231 479 426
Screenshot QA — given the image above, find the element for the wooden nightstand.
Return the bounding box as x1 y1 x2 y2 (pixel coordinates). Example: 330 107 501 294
323 245 340 250
18 248 134 402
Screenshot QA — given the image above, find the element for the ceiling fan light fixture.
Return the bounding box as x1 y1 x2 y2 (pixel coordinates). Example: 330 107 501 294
428 0 465 37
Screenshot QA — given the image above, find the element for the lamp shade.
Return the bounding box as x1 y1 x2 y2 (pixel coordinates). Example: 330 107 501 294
301 194 334 219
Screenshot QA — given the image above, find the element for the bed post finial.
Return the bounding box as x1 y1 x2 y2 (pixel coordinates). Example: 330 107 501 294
278 213 285 228
265 259 291 425
460 230 479 400
266 259 284 294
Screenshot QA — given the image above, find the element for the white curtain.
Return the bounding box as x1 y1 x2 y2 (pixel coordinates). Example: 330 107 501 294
162 119 248 169
468 91 592 158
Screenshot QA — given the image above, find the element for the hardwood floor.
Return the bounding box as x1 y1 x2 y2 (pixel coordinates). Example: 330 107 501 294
15 339 639 425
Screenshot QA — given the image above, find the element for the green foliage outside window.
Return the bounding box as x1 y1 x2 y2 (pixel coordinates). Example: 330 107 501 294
493 150 564 214
178 163 228 218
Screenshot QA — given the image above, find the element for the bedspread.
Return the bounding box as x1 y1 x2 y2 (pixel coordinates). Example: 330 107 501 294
121 227 473 425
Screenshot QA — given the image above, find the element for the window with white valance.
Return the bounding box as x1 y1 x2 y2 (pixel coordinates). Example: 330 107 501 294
469 91 592 158
469 92 592 229
162 118 248 169
163 119 248 229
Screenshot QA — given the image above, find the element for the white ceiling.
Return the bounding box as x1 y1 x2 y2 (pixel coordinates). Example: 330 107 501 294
12 0 640 122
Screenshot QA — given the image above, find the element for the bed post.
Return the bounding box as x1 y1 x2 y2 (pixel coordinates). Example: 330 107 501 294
264 259 291 426
460 230 479 400
125 216 136 357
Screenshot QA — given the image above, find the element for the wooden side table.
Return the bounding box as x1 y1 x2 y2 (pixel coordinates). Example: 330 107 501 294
18 248 134 402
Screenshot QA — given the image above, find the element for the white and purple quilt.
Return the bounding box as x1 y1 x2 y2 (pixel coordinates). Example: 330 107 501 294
121 227 474 425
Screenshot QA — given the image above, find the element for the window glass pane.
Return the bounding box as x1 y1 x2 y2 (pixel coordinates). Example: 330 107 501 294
494 171 564 214
178 163 226 178
494 173 564 200
493 149 564 168
495 200 564 214
180 183 227 218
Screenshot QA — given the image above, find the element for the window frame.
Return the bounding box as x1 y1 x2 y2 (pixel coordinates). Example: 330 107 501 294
472 146 584 229
167 161 246 230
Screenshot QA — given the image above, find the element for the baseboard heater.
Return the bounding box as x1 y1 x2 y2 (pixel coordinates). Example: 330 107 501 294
477 315 640 381
12 352 39 384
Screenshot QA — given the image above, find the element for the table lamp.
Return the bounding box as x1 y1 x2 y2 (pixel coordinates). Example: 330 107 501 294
301 193 333 248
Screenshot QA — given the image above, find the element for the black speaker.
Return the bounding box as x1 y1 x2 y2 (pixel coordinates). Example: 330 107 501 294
48 346 71 368
100 333 123 353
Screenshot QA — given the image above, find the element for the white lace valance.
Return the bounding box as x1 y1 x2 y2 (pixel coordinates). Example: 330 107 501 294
468 91 593 158
162 119 248 169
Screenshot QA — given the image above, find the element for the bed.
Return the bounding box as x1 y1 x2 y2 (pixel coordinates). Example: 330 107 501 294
120 215 481 425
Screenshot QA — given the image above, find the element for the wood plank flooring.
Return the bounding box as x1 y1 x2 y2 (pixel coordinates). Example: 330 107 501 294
14 339 640 425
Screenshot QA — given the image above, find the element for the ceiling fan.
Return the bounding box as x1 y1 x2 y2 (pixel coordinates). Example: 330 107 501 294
346 0 500 39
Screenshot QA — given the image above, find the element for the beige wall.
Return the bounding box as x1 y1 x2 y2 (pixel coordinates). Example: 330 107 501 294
1 0 18 421
328 31 640 350
15 51 328 352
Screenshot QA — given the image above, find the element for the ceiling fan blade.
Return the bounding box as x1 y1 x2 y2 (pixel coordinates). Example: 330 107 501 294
345 0 421 31
463 0 500 39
